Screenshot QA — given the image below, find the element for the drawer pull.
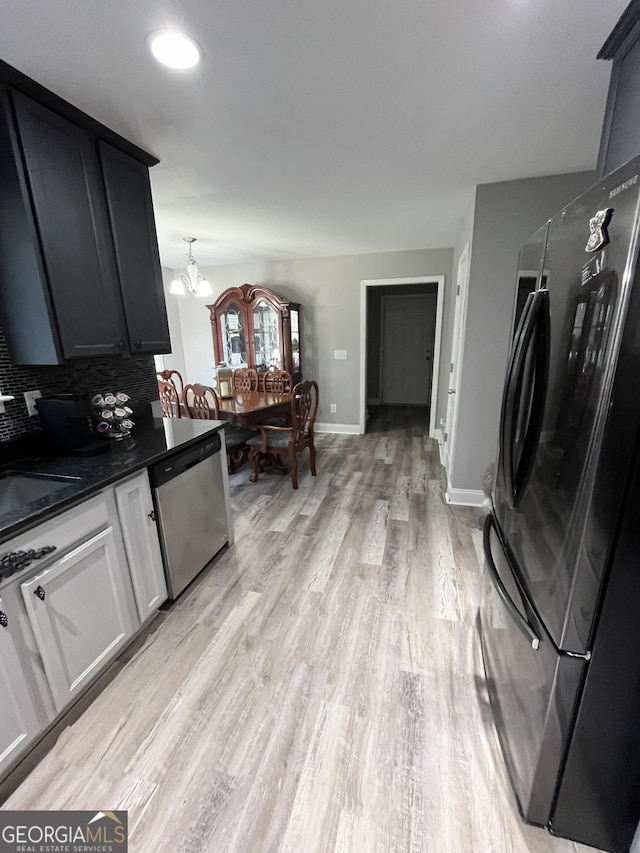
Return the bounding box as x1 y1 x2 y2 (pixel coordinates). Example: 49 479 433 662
0 611 7 628
34 585 46 601
0 545 57 579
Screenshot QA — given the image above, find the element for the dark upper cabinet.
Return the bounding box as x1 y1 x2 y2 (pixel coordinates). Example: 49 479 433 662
597 2 640 177
11 92 126 359
0 67 170 365
99 143 170 355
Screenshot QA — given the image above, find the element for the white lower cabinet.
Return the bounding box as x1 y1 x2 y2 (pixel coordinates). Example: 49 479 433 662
114 472 167 624
0 595 42 777
0 466 175 779
20 525 138 712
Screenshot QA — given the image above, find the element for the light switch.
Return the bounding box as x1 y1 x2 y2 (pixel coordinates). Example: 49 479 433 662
334 350 347 360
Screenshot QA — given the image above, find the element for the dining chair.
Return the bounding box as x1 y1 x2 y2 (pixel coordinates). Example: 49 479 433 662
183 383 256 474
183 383 218 419
232 367 258 392
157 369 185 401
247 380 318 489
157 376 183 418
263 369 292 393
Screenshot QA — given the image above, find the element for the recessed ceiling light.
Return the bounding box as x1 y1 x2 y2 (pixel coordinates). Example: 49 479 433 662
148 31 201 70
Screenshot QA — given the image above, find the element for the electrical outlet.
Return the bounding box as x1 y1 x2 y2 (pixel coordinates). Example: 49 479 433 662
330 403 337 413
24 389 42 417
334 350 347 360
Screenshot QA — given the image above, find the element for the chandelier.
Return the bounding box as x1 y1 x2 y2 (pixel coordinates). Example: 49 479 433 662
170 237 213 297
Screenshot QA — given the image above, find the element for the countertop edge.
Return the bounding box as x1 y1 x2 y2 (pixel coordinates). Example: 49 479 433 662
0 420 226 547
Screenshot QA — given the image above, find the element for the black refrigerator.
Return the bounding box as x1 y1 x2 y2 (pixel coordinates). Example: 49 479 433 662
479 155 640 853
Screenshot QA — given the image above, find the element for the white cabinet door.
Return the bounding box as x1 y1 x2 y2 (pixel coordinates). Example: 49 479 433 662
21 527 137 712
0 595 42 776
114 472 167 624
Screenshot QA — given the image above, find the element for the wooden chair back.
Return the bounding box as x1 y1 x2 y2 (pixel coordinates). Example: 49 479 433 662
158 378 182 418
183 383 220 420
232 367 258 392
263 369 292 393
290 380 319 446
157 369 184 401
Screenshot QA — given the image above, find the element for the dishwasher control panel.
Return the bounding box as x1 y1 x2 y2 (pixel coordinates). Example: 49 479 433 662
149 433 222 489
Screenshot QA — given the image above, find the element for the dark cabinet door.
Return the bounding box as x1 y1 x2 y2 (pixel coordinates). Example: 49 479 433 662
99 142 170 355
12 92 126 359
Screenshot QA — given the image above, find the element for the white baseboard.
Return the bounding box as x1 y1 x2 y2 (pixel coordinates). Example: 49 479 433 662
315 422 361 435
432 427 443 444
445 487 487 508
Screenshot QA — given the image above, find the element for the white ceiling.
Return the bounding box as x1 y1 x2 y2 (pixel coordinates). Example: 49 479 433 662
0 0 630 267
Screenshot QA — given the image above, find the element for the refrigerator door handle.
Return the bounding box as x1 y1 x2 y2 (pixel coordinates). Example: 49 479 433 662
499 292 535 507
501 290 548 508
512 290 550 503
483 515 541 650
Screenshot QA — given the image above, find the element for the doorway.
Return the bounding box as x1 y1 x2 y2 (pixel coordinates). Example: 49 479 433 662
442 242 470 479
359 275 445 435
380 294 436 405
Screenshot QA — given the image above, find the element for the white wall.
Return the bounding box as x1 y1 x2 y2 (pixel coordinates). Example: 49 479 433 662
164 248 454 428
155 267 187 380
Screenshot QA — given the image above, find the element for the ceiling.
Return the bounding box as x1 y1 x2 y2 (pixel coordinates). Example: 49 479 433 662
0 0 630 268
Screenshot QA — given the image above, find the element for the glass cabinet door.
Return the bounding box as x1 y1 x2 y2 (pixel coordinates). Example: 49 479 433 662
290 308 301 373
252 301 281 371
220 303 248 367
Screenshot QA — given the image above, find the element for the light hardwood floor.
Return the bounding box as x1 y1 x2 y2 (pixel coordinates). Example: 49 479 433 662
3 407 602 853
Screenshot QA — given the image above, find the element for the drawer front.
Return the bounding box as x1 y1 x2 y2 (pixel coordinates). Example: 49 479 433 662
21 526 137 711
0 493 112 590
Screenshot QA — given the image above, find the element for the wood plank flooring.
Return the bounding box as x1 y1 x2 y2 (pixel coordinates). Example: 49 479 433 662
3 407 601 852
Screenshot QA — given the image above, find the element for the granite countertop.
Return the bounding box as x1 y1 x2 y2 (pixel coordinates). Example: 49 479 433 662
0 417 226 545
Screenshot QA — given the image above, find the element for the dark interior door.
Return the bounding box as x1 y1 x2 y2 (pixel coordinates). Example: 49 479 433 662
496 166 640 654
12 91 125 359
99 142 170 355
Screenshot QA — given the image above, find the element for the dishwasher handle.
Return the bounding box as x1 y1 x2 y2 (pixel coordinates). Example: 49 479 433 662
149 433 222 488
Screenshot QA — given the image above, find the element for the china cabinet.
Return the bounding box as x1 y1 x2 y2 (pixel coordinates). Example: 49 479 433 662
208 284 302 388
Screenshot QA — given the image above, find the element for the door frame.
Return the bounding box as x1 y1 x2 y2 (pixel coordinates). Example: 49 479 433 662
379 293 437 406
360 275 445 436
443 242 470 483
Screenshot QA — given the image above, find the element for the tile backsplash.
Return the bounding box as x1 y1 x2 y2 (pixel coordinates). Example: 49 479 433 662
0 325 159 442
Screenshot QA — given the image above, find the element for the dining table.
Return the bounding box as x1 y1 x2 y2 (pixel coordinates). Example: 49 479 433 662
216 390 292 428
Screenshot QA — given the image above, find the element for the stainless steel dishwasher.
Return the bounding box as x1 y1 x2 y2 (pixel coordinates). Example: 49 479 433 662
149 434 229 599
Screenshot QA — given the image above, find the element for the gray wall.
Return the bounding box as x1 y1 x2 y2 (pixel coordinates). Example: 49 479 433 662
450 170 595 493
165 248 454 428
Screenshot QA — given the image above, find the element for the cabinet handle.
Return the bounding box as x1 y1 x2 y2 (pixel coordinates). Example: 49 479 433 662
118 340 125 350
147 510 156 522
34 585 46 601
0 611 7 628
0 545 57 580
134 340 142 350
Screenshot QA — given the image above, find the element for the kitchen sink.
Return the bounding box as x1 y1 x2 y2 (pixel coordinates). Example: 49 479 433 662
0 472 81 515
